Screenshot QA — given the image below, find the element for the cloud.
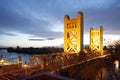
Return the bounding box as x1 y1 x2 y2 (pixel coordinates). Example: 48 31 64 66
0 0 120 39
0 0 65 39
47 38 56 40
2 33 17 36
84 9 120 34
0 31 17 36
28 37 56 41
28 39 46 41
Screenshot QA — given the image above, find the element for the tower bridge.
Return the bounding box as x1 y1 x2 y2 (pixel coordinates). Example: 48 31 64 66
64 12 83 53
0 12 105 79
90 26 103 55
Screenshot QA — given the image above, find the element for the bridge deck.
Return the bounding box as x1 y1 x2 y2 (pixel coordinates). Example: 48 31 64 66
0 53 110 79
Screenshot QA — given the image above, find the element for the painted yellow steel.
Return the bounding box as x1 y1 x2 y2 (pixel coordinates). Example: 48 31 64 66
90 26 103 55
64 12 83 53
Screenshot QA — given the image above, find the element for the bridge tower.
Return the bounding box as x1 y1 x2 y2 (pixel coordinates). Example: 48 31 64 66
90 26 103 55
64 12 83 53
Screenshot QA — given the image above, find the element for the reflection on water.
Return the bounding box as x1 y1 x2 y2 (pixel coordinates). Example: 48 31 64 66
0 52 35 64
114 60 119 72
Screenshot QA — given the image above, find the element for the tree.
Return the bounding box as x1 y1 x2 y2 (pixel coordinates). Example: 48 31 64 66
113 40 120 49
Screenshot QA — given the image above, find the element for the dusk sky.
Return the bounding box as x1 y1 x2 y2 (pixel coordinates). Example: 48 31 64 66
0 0 120 47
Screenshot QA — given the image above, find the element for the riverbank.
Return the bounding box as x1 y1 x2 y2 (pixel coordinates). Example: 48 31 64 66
0 47 63 54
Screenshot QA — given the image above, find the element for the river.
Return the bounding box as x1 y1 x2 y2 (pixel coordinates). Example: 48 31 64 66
0 51 36 64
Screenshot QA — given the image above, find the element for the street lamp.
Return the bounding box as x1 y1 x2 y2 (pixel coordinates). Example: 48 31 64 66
24 63 29 77
114 60 119 72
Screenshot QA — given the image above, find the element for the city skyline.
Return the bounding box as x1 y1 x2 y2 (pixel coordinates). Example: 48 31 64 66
0 0 120 47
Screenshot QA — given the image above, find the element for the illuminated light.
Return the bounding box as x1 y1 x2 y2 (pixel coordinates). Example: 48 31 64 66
0 59 4 63
114 60 119 72
50 71 54 74
62 66 65 69
46 63 48 66
0 59 16 65
57 69 59 71
24 64 28 68
24 64 29 77
0 59 4 66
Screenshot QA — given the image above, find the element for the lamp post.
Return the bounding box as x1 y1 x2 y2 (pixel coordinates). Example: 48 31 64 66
18 56 22 70
24 63 29 77
114 60 119 72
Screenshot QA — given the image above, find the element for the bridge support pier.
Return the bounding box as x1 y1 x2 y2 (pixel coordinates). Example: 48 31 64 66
17 56 22 70
40 58 46 71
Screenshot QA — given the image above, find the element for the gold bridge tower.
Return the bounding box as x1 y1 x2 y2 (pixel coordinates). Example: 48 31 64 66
90 26 103 55
64 12 83 53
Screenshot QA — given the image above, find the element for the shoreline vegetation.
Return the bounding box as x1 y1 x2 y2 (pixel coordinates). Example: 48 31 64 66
0 47 63 54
